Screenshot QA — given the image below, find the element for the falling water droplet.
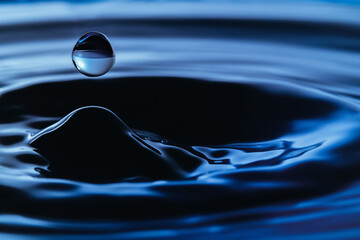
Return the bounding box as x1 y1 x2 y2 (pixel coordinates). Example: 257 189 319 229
72 32 115 77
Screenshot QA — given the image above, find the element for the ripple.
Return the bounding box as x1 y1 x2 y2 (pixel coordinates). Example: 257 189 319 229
1 0 360 239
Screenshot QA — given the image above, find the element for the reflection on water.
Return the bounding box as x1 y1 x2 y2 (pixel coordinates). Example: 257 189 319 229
0 0 360 239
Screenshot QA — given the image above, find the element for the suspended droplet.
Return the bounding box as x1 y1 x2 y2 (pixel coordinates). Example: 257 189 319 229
72 32 115 77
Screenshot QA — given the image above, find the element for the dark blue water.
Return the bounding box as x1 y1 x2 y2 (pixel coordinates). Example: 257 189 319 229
1 1 360 239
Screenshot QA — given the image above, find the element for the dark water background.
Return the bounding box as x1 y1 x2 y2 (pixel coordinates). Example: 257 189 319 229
1 0 360 239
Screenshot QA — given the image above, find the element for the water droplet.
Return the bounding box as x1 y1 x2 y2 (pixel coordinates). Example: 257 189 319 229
72 32 115 77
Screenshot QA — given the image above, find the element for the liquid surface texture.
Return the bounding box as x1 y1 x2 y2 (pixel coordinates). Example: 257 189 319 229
1 1 360 239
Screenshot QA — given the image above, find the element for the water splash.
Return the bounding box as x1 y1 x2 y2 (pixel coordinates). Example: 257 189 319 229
2 1 360 239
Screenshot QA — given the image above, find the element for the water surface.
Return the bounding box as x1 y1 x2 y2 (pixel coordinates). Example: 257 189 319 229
1 1 360 239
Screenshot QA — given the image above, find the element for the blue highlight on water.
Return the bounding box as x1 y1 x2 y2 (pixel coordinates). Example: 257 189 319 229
72 32 115 77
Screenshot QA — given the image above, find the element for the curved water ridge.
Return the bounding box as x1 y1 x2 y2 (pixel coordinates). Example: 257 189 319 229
0 1 360 239
0 77 359 221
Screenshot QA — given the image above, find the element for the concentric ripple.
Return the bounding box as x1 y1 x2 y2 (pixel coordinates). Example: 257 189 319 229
0 1 360 239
